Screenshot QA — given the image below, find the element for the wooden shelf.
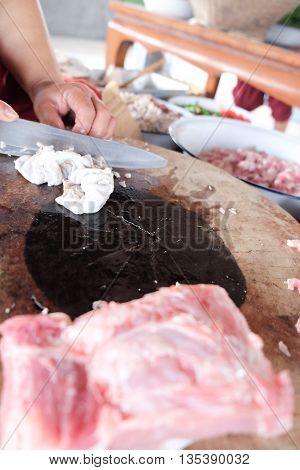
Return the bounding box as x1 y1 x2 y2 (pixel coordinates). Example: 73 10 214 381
107 1 300 106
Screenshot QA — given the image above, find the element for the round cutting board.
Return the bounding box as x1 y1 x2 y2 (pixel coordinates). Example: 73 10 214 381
0 141 299 450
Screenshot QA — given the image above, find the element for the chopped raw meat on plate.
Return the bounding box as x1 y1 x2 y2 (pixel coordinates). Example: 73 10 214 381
199 147 300 197
120 92 182 134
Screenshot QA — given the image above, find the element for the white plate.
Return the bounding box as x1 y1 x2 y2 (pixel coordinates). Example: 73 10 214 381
169 96 253 122
169 116 300 218
169 116 300 162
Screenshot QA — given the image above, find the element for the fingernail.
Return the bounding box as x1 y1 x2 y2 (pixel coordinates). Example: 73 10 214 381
80 128 86 134
4 106 18 120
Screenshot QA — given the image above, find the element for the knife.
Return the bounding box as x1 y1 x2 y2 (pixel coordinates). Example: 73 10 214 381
0 119 167 169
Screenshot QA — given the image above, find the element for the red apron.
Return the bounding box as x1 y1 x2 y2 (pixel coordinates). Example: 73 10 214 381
0 63 101 121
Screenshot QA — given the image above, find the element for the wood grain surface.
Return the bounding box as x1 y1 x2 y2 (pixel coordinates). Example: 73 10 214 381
0 142 299 450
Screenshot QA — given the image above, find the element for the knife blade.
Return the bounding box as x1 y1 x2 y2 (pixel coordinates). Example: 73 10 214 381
0 119 167 169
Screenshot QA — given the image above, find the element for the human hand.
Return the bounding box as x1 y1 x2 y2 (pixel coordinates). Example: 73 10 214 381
32 81 115 139
0 100 19 122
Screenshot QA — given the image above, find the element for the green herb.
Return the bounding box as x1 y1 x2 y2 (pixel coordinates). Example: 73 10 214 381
279 5 300 29
122 0 144 6
181 104 221 117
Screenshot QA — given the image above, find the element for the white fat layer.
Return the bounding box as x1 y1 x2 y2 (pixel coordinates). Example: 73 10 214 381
278 341 291 358
56 167 114 215
15 145 114 215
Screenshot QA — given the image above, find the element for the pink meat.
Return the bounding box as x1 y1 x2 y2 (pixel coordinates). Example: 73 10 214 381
286 278 300 294
287 240 300 253
199 147 300 196
64 283 255 355
0 315 100 449
0 284 294 450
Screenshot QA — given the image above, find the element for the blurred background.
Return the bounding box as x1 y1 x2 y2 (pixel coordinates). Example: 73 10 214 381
40 0 300 136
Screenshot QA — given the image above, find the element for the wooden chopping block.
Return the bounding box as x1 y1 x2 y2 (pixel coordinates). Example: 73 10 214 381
0 141 299 450
102 80 143 141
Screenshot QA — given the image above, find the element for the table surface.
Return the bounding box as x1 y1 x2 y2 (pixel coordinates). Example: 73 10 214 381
0 144 299 449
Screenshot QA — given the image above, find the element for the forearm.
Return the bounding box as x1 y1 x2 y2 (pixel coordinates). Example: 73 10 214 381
0 0 63 100
0 0 115 137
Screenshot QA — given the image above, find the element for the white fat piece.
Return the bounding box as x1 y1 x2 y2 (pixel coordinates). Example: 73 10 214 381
15 144 114 215
56 168 114 215
15 145 99 186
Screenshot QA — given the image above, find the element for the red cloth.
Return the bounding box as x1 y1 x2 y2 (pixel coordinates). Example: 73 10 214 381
0 63 102 121
0 63 37 120
233 79 292 122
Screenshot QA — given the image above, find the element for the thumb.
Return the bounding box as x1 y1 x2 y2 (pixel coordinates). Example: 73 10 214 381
0 100 19 122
